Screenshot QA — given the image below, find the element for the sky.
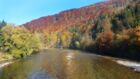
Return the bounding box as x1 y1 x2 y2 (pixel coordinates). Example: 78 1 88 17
0 0 105 25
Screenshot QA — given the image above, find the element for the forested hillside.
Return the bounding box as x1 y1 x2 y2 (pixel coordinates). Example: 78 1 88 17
0 0 139 60
23 0 140 60
23 0 132 32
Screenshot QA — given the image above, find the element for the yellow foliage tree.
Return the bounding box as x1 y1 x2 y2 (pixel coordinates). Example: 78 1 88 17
1 25 41 58
61 31 72 48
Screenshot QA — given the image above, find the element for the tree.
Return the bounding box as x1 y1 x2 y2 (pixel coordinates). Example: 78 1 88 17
0 20 7 29
131 26 140 46
96 32 114 52
1 25 41 58
60 31 72 48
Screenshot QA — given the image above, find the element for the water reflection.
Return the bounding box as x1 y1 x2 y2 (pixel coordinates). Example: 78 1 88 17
0 49 140 79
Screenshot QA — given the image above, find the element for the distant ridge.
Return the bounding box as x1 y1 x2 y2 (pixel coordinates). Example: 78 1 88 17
23 0 133 32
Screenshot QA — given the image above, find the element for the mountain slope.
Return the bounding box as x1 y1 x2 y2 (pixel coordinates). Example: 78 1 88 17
22 0 140 60
23 0 132 32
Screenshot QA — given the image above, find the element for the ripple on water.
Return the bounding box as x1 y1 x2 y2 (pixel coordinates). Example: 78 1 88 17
30 70 57 79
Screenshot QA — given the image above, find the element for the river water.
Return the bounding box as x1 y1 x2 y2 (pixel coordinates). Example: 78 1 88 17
0 49 140 79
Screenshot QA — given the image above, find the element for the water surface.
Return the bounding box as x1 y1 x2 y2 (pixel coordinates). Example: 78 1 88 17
0 49 140 79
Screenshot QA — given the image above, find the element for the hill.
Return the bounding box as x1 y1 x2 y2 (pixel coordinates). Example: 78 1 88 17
23 0 133 32
23 0 140 60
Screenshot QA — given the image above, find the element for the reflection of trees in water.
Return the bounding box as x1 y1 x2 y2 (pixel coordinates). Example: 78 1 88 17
0 60 33 79
1 50 140 79
40 51 140 79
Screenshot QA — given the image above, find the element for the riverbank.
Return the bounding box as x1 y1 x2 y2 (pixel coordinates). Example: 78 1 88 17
101 55 140 72
0 61 13 68
0 53 14 68
115 60 140 72
0 53 13 61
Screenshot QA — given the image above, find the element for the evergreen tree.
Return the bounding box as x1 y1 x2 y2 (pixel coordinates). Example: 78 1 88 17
0 20 7 29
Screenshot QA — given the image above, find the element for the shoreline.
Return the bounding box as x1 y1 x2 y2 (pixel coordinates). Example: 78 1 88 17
115 59 140 72
0 53 14 68
102 55 140 72
0 61 13 68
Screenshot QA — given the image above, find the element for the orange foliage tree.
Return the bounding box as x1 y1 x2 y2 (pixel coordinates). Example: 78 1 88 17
96 31 114 52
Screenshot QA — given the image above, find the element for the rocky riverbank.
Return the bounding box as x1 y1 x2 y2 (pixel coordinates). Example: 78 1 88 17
115 60 140 72
103 56 140 72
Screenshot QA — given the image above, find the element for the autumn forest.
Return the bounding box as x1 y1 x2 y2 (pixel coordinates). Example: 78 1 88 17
0 0 140 61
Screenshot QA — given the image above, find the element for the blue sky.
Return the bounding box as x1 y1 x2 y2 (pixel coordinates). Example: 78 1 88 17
0 0 105 25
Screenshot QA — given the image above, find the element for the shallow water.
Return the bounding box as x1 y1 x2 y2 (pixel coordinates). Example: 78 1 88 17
0 49 140 79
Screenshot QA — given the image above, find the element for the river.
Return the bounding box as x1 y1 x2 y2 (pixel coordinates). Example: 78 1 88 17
0 49 140 79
